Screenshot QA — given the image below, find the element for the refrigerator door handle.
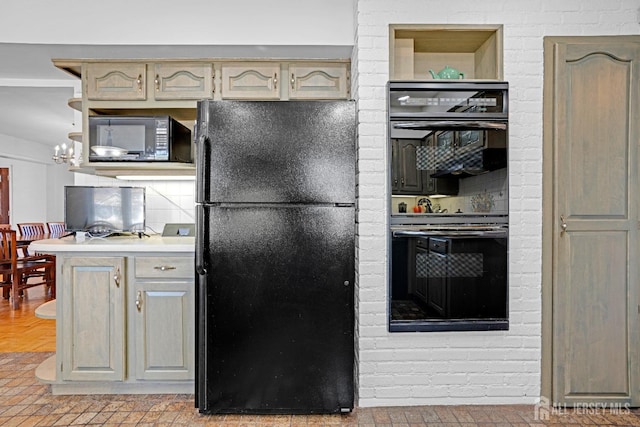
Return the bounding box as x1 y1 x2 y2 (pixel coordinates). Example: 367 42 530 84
195 135 212 203
194 204 209 411
195 207 208 276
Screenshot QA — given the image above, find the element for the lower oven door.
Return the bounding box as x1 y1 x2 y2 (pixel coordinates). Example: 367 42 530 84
390 229 508 332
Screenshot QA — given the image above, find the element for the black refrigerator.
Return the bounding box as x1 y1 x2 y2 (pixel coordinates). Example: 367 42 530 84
194 100 356 414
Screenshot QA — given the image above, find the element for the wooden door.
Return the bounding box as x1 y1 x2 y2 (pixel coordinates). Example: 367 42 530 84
288 62 349 100
85 63 147 101
133 280 194 380
0 168 9 224
543 36 640 406
220 62 280 99
61 257 125 381
396 139 423 194
153 63 213 100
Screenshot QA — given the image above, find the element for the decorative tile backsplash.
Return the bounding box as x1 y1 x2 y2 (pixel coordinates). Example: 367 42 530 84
74 174 196 235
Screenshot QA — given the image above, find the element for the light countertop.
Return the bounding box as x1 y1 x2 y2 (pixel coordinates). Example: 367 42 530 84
30 235 195 253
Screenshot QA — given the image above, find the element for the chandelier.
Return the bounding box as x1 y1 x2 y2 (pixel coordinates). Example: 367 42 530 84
52 143 74 164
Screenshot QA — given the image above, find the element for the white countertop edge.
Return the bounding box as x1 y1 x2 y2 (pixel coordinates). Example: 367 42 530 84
30 236 195 253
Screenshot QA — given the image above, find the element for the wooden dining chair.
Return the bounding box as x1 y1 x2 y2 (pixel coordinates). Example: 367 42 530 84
17 222 45 235
46 222 65 234
17 223 46 256
0 229 55 309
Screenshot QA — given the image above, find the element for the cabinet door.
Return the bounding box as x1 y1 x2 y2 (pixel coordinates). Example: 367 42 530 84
61 257 125 381
133 256 194 381
288 63 349 99
153 63 213 100
415 247 428 300
132 280 194 380
85 63 147 101
397 140 423 194
391 140 400 192
426 252 447 316
220 62 280 99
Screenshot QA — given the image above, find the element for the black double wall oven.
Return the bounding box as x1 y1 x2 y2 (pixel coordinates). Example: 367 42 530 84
388 81 509 332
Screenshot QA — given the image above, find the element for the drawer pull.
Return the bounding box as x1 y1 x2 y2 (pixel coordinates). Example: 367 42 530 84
154 265 177 271
136 291 142 311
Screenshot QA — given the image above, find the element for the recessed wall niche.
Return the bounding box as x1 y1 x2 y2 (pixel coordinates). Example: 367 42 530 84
389 24 503 80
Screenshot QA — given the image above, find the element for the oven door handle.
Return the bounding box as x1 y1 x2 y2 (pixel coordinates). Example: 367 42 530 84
392 229 508 238
393 121 507 130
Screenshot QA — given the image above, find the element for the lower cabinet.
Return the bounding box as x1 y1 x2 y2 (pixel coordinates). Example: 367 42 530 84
132 257 194 381
56 253 194 393
61 257 125 382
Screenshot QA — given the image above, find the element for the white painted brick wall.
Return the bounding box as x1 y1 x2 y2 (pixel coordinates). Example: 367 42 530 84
354 0 640 407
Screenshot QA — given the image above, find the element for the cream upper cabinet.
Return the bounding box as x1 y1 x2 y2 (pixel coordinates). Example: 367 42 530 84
85 62 214 101
85 63 147 101
220 62 281 99
288 62 349 100
153 63 213 100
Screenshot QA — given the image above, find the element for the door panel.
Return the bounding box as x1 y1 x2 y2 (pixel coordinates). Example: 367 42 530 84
547 37 640 406
200 205 355 413
61 257 125 381
0 168 9 224
561 232 629 396
196 100 356 204
564 51 630 218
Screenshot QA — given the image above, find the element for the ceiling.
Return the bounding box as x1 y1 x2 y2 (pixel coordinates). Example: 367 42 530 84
0 43 353 150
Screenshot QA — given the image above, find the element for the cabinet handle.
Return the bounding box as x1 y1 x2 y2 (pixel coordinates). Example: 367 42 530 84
560 215 568 233
401 178 405 185
155 74 160 91
136 291 142 312
274 73 278 90
291 73 295 89
394 179 398 185
136 74 143 92
114 267 120 287
153 265 176 271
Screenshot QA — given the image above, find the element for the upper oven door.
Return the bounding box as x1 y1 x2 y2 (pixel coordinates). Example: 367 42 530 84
388 81 508 178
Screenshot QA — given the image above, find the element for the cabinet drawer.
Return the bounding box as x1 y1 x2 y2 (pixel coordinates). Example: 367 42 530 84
429 238 448 253
135 257 194 279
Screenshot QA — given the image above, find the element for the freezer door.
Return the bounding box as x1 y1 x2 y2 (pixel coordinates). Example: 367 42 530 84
195 100 356 204
196 205 355 414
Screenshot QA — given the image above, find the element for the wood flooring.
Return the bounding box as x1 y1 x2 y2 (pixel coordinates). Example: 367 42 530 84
0 286 55 352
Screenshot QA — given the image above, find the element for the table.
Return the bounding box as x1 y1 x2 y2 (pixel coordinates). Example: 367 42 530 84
17 233 64 245
17 233 64 255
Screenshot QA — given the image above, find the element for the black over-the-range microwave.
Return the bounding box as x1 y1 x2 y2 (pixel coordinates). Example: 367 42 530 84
88 115 192 162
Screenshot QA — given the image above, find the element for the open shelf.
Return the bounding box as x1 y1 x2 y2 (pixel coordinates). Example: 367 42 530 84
67 97 82 112
35 299 56 319
35 354 57 384
390 24 503 80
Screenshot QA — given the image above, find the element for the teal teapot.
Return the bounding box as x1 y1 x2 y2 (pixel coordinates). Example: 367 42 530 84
429 65 464 79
